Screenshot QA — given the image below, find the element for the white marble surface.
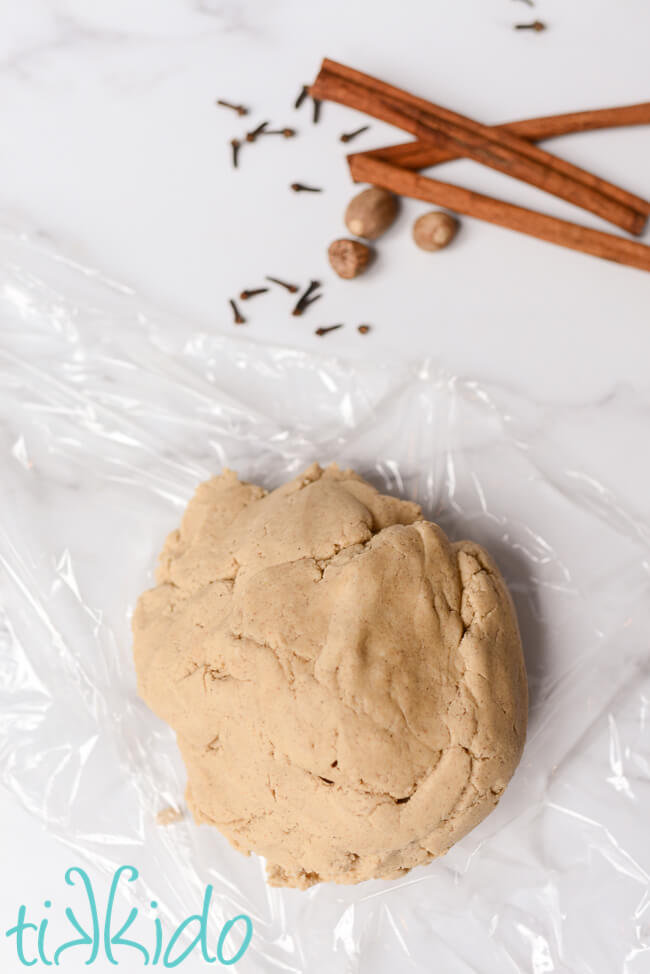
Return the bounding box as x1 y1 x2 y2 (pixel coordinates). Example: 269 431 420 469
1 0 650 400
1 1 649 972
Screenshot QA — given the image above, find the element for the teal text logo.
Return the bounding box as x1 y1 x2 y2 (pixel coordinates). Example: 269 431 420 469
5 866 253 967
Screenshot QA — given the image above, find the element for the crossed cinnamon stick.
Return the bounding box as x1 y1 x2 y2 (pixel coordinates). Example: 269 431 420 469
357 102 650 173
310 59 650 272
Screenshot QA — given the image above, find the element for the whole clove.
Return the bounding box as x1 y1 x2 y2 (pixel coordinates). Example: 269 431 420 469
240 287 269 300
340 125 370 144
294 85 309 110
230 138 241 168
315 324 343 336
261 127 296 138
229 298 245 324
357 324 371 335
515 19 546 30
298 293 322 314
217 99 248 116
290 183 323 193
265 276 299 293
292 280 321 315
312 98 322 124
246 121 270 142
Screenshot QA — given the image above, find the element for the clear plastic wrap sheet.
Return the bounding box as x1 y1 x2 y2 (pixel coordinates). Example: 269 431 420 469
1 228 648 973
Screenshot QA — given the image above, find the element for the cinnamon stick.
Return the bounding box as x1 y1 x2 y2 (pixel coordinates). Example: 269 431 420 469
310 60 649 234
348 153 650 273
355 102 650 173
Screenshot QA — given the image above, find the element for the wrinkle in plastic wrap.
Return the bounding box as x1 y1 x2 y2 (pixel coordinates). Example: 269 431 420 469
0 229 648 973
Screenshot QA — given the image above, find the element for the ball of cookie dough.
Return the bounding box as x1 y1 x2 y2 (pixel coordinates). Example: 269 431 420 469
133 464 527 888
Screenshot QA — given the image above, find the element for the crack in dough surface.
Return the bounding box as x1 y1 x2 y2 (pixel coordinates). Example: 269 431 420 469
133 464 527 887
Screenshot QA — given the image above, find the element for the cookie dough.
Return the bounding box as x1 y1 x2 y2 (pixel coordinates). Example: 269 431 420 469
133 464 527 887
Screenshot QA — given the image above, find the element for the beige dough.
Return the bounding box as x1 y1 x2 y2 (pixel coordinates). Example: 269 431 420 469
133 464 527 888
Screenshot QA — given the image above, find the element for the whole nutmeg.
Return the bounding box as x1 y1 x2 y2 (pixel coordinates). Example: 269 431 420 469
412 211 459 251
344 187 398 240
328 238 373 279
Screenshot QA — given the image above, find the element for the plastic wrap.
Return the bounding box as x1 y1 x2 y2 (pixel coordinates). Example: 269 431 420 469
1 227 648 973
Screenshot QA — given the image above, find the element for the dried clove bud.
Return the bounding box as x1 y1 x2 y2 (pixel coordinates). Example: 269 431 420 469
230 138 241 168
515 19 546 30
240 288 269 300
328 239 373 279
291 183 323 193
216 99 248 116
312 98 322 124
246 121 270 142
291 294 323 318
265 276 299 293
345 187 397 240
412 211 459 251
229 298 245 324
292 280 321 315
294 85 309 110
340 125 370 144
315 324 343 336
357 324 371 335
261 127 296 138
